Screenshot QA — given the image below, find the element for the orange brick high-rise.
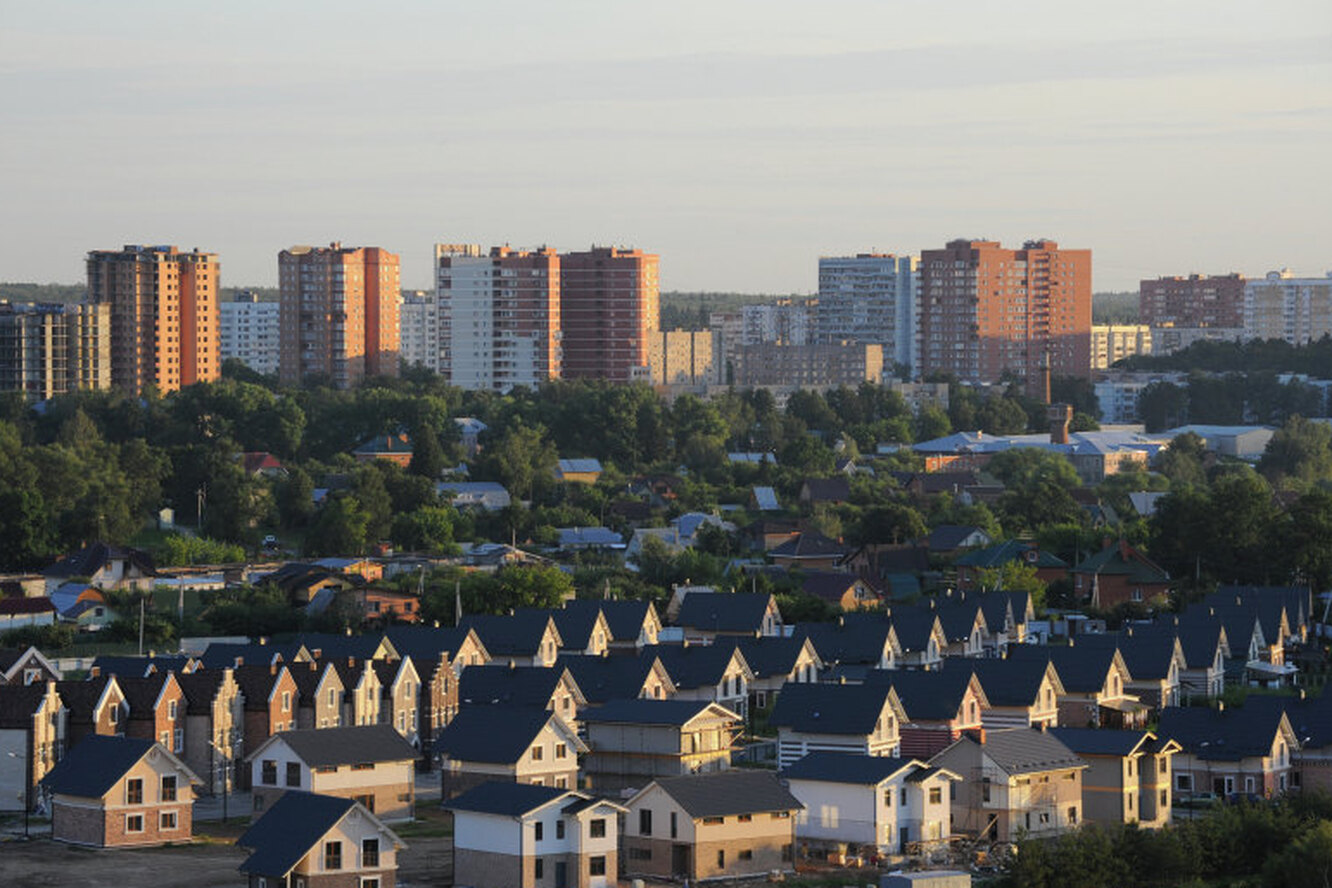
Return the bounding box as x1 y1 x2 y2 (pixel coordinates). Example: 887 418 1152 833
918 239 1091 389
278 243 400 389
559 246 659 382
86 245 220 394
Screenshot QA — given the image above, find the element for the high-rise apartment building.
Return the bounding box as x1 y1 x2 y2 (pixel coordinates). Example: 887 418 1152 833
742 300 815 347
0 301 111 400
399 290 441 374
559 247 659 383
219 291 281 376
734 342 884 389
816 254 919 371
435 244 561 391
1243 270 1332 345
1139 274 1245 329
278 243 400 389
86 244 220 394
917 239 1092 387
648 329 717 387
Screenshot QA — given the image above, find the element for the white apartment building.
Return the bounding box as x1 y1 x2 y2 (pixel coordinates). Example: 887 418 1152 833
1093 371 1188 424
435 244 561 392
1091 325 1152 370
399 290 441 373
741 300 814 346
218 292 280 376
816 254 918 372
1244 270 1332 345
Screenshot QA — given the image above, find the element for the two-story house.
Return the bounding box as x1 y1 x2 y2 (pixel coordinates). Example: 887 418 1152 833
645 643 754 719
435 706 587 799
118 671 188 758
953 657 1063 730
57 674 127 746
729 635 822 714
1049 727 1180 828
248 724 418 822
176 667 243 796
459 664 588 733
461 612 564 668
868 667 989 759
1159 703 1299 799
796 613 902 673
558 654 677 706
373 657 421 744
233 664 299 785
581 699 742 793
0 680 65 813
768 682 908 769
674 592 783 644
0 645 62 686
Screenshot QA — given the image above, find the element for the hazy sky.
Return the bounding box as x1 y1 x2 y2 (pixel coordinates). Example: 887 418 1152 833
3 1 1329 293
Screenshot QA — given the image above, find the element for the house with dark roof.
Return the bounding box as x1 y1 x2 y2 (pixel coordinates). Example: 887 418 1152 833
373 656 422 745
925 525 993 556
0 680 65 813
434 706 587 799
930 727 1087 842
41 542 156 595
56 674 127 746
769 529 851 570
1212 584 1312 643
386 623 490 675
729 635 822 713
199 639 309 670
233 664 300 776
954 539 1068 591
932 598 988 658
799 477 851 506
1009 643 1146 729
0 645 61 686
459 664 587 733
886 607 948 670
289 658 345 730
581 700 742 794
949 657 1064 730
783 752 960 856
768 682 908 769
238 790 405 888
1072 540 1171 610
580 599 661 652
1155 614 1229 701
247 725 419 821
1161 702 1299 799
867 667 989 759
176 666 243 796
558 654 677 706
1049 727 1180 829
460 612 564 668
675 591 782 643
520 604 613 657
1077 629 1185 710
329 656 383 728
91 654 196 680
0 594 57 631
1245 693 1332 794
621 770 803 882
794 613 902 672
445 781 625 888
801 571 881 611
641 643 755 718
41 734 201 847
118 671 187 757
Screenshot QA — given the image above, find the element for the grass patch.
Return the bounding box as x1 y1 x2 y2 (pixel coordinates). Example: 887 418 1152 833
395 808 453 838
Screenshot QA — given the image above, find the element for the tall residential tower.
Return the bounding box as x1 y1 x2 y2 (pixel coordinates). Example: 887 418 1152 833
559 247 659 383
816 253 919 372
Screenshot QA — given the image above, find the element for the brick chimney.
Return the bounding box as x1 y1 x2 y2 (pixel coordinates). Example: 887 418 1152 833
1048 403 1073 445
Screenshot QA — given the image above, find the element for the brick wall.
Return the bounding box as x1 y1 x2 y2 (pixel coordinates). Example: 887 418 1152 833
455 847 525 888
52 801 103 846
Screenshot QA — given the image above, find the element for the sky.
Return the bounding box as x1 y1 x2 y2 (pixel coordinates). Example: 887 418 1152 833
2 1 1329 293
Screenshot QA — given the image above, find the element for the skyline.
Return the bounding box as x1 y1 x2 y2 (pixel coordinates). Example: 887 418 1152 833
2 1 1329 293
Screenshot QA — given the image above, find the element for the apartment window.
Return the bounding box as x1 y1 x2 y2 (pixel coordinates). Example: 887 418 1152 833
262 760 277 785
535 858 544 879
982 777 992 803
125 814 144 833
286 762 302 787
161 775 177 802
534 821 544 841
168 699 178 719
739 850 753 861
717 850 725 868
362 838 379 867
629 847 652 861
590 856 607 876
1177 774 1192 792
590 818 606 838
929 787 942 805
160 810 178 830
324 841 342 870
702 816 724 825
556 819 565 839
555 743 567 759
1160 789 1168 807
640 809 652 836
555 777 567 789
126 778 143 805
531 746 543 761
900 787 907 806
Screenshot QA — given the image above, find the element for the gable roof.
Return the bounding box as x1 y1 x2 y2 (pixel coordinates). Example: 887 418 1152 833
927 525 991 551
1048 727 1158 757
459 664 581 709
54 675 121 723
520 605 607 651
557 655 673 705
769 530 850 560
253 724 416 767
176 668 231 715
955 539 1067 570
866 667 986 722
1008 644 1126 694
768 682 906 735
583 698 739 727
42 542 156 580
238 791 400 877
794 614 898 666
92 654 194 679
801 477 851 502
886 607 944 653
949 656 1063 708
577 599 658 644
1158 705 1294 760
445 780 571 817
0 682 57 728
1072 541 1170 584
728 636 819 681
783 751 930 785
200 641 305 669
648 769 803 818
955 727 1085 775
643 643 752 690
434 706 580 765
675 592 776 635
42 735 194 797
460 612 561 659
801 571 878 607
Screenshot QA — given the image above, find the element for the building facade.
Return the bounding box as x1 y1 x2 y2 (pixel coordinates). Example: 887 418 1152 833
816 253 919 371
0 301 110 399
734 342 884 389
218 291 280 376
1139 274 1245 328
560 247 658 382
398 290 441 373
1091 325 1152 369
917 239 1092 389
435 244 561 391
648 329 717 387
278 243 400 388
1243 270 1332 345
86 245 220 394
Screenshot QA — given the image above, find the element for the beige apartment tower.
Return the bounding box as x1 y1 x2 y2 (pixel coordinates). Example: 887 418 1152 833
86 245 220 394
279 243 401 389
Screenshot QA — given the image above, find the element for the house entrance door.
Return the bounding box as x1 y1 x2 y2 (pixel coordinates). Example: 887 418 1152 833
554 861 567 888
672 843 691 877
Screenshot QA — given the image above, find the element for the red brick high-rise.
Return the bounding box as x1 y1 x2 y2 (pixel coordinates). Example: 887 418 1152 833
918 239 1092 389
559 247 659 382
86 245 220 394
1138 273 1245 328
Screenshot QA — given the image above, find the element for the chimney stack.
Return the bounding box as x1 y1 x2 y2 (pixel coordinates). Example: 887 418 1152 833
1048 403 1073 446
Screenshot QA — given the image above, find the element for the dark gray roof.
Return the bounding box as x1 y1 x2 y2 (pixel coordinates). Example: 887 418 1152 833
675 593 774 635
232 663 289 711
292 632 390 662
1155 614 1228 668
433 706 558 764
948 656 1055 708
54 676 117 724
768 682 900 735
238 791 358 877
1048 727 1153 757
887 607 942 652
444 780 568 817
384 624 467 660
1158 704 1291 761
783 752 921 785
176 668 228 716
41 735 155 797
0 684 51 728
642 643 746 690
584 699 734 727
653 769 803 818
200 641 302 669
558 655 661 704
794 613 894 666
963 727 1084 774
43 542 155 579
265 725 416 767
460 664 571 708
584 599 658 644
460 612 557 658
927 525 989 551
770 529 850 560
865 668 976 722
933 600 985 642
1008 644 1120 693
1246 694 1332 750
727 636 813 680
92 655 193 678
522 604 605 650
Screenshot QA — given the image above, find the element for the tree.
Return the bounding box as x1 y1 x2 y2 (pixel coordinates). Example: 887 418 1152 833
975 561 1048 612
305 494 370 556
1137 381 1188 432
408 422 446 479
481 422 557 502
853 503 928 546
1264 820 1332 888
1284 489 1332 592
1259 415 1332 487
1156 432 1208 488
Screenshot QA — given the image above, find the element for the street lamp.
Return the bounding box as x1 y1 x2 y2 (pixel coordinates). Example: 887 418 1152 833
208 729 241 822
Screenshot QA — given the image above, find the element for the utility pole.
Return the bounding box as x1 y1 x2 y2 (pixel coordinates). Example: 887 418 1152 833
137 595 145 657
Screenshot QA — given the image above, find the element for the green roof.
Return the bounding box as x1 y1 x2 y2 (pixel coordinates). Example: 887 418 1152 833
955 539 1066 570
